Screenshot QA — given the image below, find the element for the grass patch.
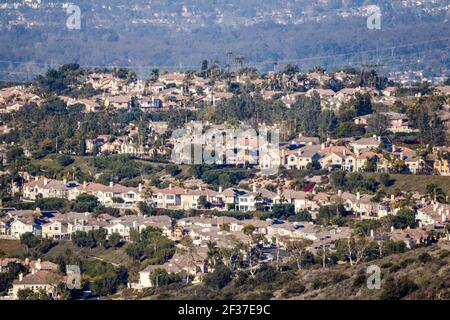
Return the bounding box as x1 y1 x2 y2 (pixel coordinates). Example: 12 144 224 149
0 240 27 257
364 173 450 195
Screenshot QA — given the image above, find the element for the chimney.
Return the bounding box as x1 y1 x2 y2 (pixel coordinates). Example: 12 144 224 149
277 188 281 196
253 185 257 193
35 176 39 182
377 136 381 142
370 229 374 238
63 178 67 185
338 190 342 197
36 258 41 271
219 186 223 193
83 181 87 189
25 258 29 265
320 143 325 150
109 181 114 188
391 194 395 201
169 184 172 190
44 178 48 186
372 134 377 139
390 226 394 232
356 192 361 201
34 207 41 216
138 183 143 192
19 273 23 282
132 221 138 229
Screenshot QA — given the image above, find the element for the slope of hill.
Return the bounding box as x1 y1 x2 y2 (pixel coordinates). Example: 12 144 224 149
135 244 450 300
0 0 449 80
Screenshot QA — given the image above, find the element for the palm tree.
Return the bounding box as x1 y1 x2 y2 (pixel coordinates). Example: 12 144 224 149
235 56 245 70
206 240 219 268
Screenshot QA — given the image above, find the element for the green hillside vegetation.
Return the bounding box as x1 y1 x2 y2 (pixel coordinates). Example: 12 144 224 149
134 244 450 300
364 173 450 196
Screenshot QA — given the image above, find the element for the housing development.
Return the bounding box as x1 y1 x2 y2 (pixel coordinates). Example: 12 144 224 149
0 61 449 301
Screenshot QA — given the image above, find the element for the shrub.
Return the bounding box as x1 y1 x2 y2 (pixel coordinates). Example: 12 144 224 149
418 252 432 264
380 277 418 300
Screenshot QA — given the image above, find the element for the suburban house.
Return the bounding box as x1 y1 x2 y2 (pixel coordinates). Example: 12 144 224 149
151 185 186 209
349 136 381 154
41 220 70 240
10 216 44 239
136 249 208 288
22 176 144 207
22 177 79 201
417 202 450 225
104 95 132 109
12 270 65 300
319 146 356 172
236 186 277 211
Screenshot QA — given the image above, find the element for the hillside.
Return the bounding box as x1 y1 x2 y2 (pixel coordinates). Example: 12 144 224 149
135 244 450 300
0 0 449 80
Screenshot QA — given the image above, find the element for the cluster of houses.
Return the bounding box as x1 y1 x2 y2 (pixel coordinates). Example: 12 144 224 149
0 192 447 297
12 167 450 229
17 175 387 218
0 208 172 240
170 124 450 176
4 68 448 116
0 86 42 114
0 257 64 300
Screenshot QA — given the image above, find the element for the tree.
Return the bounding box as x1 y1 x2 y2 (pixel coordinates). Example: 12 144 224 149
7 146 25 164
354 93 373 116
295 210 313 222
108 232 122 248
17 288 49 300
426 183 446 203
380 277 418 300
418 112 432 145
242 225 256 236
71 194 100 212
286 239 313 270
56 154 74 167
204 263 232 289
198 195 211 209
390 208 416 229
367 113 389 135
20 232 40 248
149 268 182 287
430 115 446 146
318 109 337 139
206 240 220 268
91 274 118 296
380 173 394 187
330 170 346 188
165 164 181 176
